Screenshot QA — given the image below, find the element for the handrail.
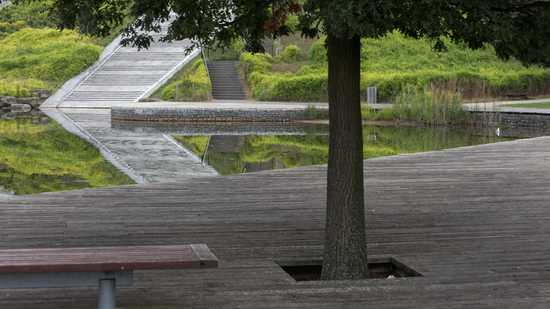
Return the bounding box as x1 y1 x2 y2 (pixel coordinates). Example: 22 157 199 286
201 136 211 164
201 47 211 80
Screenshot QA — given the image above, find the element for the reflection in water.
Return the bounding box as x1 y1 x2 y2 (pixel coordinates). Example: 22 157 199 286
3 109 544 195
0 117 136 195
176 126 514 175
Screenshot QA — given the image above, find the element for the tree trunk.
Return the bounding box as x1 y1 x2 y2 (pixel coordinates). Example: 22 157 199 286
321 33 368 280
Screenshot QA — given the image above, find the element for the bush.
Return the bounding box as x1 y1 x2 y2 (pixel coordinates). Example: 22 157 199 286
279 44 302 62
0 78 49 97
308 37 327 65
241 52 274 76
0 20 25 40
161 59 212 101
0 1 56 31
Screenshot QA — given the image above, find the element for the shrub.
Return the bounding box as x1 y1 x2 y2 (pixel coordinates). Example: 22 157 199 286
161 59 212 101
0 78 49 97
0 20 25 39
241 52 274 77
279 44 302 62
308 37 327 65
0 1 56 30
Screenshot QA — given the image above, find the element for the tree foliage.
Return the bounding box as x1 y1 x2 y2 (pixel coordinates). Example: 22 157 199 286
299 0 550 66
17 0 550 64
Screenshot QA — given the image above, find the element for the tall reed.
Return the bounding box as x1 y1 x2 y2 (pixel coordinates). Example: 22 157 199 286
372 86 471 125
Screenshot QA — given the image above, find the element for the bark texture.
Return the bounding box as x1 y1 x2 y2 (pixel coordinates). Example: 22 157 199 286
321 33 368 280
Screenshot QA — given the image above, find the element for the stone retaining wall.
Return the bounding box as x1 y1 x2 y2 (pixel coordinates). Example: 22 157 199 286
499 112 550 128
111 121 329 135
111 106 550 130
473 111 550 128
111 106 311 123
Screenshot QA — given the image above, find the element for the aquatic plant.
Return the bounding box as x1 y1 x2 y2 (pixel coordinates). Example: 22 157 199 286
376 87 471 125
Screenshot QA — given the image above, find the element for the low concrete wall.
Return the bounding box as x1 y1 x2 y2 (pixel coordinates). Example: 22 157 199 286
111 106 311 123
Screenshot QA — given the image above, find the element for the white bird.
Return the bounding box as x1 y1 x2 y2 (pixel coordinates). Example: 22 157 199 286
496 127 500 137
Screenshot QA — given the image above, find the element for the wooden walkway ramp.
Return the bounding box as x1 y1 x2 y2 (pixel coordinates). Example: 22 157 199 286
41 18 198 109
1 135 550 308
41 109 218 183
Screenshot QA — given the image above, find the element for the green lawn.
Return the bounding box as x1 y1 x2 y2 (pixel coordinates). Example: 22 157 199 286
501 102 550 108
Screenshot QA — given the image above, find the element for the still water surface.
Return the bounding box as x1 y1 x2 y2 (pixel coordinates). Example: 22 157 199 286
175 126 511 175
0 111 536 196
0 116 135 196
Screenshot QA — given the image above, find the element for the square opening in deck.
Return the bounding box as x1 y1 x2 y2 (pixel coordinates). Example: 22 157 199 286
275 257 422 281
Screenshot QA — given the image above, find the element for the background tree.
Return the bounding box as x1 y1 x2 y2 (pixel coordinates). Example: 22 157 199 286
24 0 550 280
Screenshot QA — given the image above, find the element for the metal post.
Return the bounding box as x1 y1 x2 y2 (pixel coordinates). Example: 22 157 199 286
262 83 266 96
204 83 209 100
98 279 116 309
367 87 377 104
175 83 178 101
192 83 195 100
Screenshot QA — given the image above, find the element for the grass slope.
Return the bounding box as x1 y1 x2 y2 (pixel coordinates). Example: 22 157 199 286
241 31 550 103
0 1 129 97
0 28 103 97
501 102 550 108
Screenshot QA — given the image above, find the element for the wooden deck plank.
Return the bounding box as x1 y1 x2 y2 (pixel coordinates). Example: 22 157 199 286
0 137 550 307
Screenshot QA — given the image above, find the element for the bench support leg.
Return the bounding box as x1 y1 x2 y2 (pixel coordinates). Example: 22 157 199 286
98 279 116 309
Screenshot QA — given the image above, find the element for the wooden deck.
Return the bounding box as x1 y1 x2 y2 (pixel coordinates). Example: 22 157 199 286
1 135 550 308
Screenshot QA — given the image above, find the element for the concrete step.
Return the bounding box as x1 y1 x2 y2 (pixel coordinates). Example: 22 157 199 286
207 61 246 100
212 95 246 100
211 87 246 92
261 37 275 57
212 92 246 97
207 136 240 153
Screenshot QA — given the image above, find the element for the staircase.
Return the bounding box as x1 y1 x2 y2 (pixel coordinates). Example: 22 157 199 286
206 61 246 100
207 136 240 153
261 37 275 57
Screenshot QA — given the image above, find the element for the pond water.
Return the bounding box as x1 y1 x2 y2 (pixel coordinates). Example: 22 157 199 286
0 114 136 196
175 126 512 175
1 110 546 196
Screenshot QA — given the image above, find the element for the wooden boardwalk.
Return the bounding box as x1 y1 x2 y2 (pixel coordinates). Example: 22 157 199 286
1 135 550 308
41 17 198 109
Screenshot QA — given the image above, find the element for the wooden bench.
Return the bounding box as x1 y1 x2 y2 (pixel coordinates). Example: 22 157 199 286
0 244 217 309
